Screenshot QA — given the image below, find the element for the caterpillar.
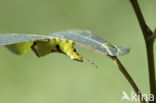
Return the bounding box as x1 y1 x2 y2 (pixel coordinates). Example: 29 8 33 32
6 37 97 67
6 37 83 62
31 38 83 62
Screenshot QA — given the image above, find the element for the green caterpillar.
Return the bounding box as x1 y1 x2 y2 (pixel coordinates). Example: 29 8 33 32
6 37 83 62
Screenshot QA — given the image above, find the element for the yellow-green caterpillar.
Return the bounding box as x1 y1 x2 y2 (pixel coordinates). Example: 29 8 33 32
6 37 83 62
6 37 97 68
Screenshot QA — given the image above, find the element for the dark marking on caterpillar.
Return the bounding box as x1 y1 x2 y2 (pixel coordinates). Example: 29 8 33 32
31 41 40 57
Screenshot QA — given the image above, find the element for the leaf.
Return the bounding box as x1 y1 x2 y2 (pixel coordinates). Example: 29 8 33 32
0 30 130 56
49 30 130 56
0 34 49 46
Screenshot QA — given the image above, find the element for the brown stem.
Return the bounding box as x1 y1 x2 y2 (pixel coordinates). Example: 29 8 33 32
110 56 146 103
129 0 156 103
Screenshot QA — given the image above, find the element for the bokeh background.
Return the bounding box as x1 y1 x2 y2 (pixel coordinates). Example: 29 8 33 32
0 0 156 103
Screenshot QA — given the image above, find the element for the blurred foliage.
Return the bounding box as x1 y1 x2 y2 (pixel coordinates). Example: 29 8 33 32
0 0 156 103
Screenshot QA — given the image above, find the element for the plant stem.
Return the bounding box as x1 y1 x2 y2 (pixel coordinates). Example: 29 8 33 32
129 0 153 38
129 0 156 102
146 40 156 101
110 56 146 103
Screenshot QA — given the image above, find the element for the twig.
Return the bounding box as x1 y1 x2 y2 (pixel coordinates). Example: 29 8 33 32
109 56 146 103
129 0 156 103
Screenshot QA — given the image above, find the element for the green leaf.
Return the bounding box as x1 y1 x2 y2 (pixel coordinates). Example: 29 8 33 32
0 30 130 56
0 34 49 46
49 30 130 56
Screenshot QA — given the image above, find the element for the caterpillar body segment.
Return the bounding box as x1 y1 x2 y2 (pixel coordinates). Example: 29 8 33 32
6 41 34 55
31 39 53 57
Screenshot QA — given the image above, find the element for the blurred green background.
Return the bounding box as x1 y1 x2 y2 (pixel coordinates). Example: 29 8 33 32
0 0 156 103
